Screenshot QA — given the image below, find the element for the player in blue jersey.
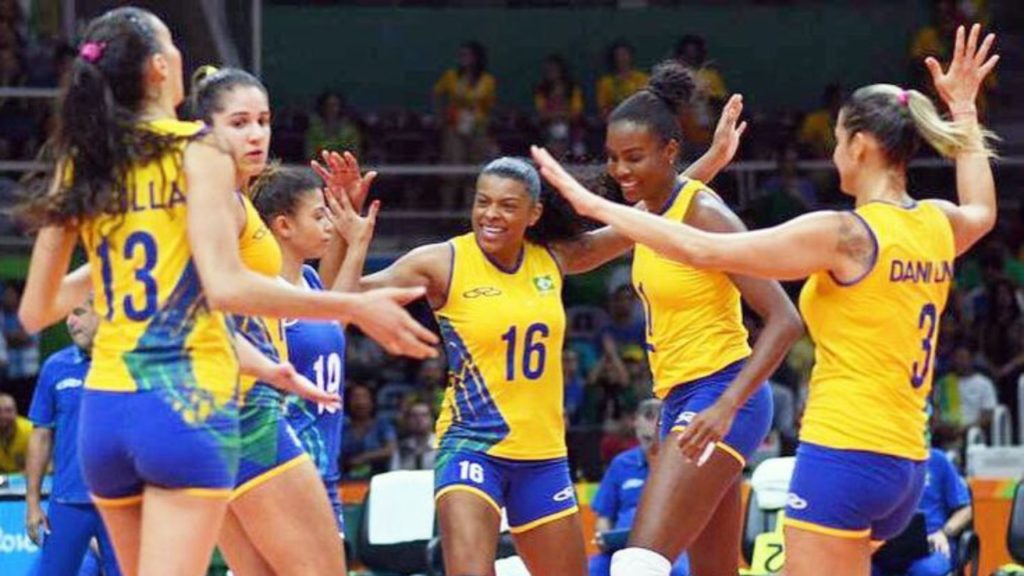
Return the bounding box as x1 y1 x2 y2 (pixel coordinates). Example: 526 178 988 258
25 295 121 576
250 166 372 540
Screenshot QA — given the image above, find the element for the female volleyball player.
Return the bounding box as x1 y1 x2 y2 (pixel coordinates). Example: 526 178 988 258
251 166 371 541
190 67 352 576
17 9 435 576
521 58 803 576
532 24 998 576
322 104 744 574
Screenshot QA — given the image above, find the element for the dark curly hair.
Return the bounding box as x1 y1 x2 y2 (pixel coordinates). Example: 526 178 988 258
600 59 696 198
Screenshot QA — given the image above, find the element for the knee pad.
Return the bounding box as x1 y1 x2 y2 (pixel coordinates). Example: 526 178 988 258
610 547 672 576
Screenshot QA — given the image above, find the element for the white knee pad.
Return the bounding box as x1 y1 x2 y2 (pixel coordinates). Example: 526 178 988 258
610 547 672 576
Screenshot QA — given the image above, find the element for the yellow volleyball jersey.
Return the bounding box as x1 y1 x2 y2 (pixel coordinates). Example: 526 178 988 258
435 233 567 460
799 201 955 460
79 119 239 406
632 179 751 398
233 193 286 395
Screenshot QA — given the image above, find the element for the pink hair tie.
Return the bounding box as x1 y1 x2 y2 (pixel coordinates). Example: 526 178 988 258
79 42 106 63
897 89 910 107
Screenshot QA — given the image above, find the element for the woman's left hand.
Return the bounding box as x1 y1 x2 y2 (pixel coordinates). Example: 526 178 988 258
676 400 738 466
326 189 379 246
709 94 748 167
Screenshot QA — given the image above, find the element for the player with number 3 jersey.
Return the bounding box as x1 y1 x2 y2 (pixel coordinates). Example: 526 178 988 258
533 23 999 576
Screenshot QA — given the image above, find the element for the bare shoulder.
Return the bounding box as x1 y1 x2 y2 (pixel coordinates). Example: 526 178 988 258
921 198 958 219
685 188 747 233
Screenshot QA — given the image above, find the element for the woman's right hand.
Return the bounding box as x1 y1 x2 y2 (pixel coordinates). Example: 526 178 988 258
530 145 606 218
348 287 439 359
265 361 342 409
925 23 998 112
312 150 377 212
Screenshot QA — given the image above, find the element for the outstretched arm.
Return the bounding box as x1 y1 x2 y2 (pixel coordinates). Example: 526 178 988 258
549 94 748 275
185 139 437 359
681 94 747 184
312 151 377 287
924 24 1000 255
672 193 804 462
233 332 341 408
327 191 379 297
533 145 874 282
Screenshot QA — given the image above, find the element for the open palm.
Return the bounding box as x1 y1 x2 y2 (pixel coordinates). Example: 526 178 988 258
925 24 998 110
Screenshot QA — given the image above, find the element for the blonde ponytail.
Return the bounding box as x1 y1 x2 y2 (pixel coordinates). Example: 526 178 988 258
904 89 998 159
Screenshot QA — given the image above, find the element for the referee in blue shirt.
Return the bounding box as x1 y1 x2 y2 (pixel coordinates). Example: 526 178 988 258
24 295 121 576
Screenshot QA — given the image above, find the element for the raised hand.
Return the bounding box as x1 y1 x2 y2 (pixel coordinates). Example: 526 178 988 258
529 145 605 218
925 23 998 113
349 287 439 359
710 94 748 166
311 150 377 212
326 187 380 247
265 361 342 409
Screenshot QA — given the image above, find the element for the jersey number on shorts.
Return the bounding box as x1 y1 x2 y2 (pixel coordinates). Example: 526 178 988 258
910 303 938 388
459 461 485 484
97 232 159 321
312 353 342 414
501 323 549 381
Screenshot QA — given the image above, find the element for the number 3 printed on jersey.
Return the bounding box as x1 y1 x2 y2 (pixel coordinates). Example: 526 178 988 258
97 232 159 321
910 303 938 388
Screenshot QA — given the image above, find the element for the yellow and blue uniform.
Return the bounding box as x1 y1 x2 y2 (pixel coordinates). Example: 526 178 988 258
785 200 955 541
231 192 308 498
283 265 348 532
433 233 577 533
78 119 241 504
632 179 772 466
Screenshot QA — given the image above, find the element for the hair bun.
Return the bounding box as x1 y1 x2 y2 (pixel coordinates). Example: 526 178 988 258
647 59 696 114
191 65 220 90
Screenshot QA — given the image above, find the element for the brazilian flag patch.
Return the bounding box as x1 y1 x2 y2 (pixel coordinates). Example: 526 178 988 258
533 275 555 293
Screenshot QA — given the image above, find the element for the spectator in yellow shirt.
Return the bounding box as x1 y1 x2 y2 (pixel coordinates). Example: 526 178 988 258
535 54 584 158
306 91 362 158
433 41 496 207
597 41 648 118
0 392 30 473
798 83 843 159
675 34 728 149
